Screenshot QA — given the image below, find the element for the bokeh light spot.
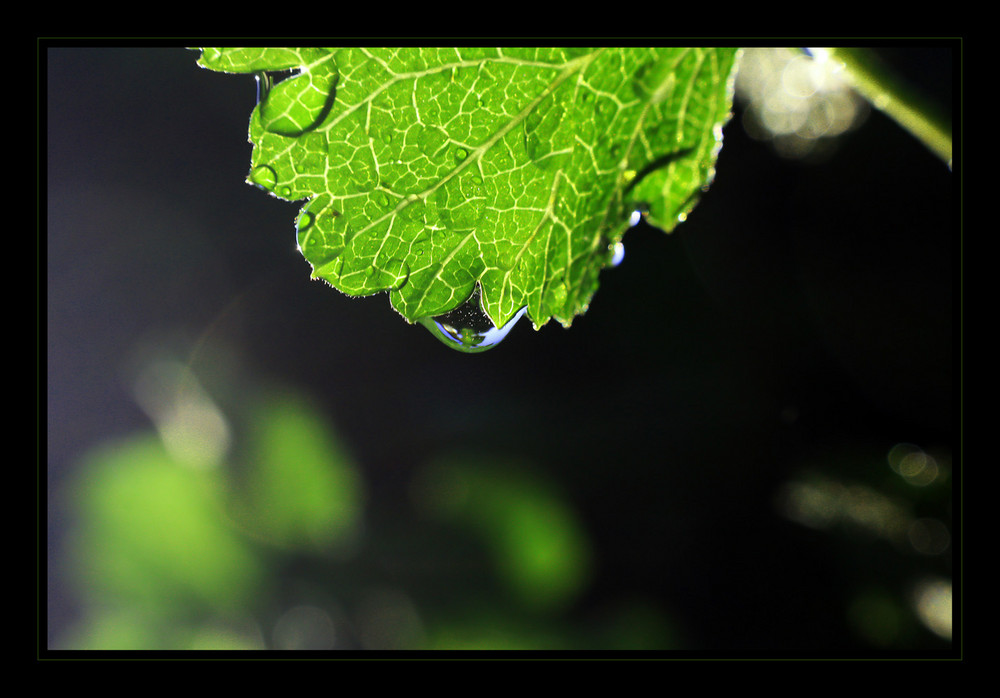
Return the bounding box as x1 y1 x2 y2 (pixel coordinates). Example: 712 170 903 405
912 578 952 641
736 47 868 159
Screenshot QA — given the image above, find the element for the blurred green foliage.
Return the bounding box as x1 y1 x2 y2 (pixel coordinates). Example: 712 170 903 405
231 391 364 553
63 435 265 649
55 359 680 650
414 454 592 614
55 352 952 651
70 435 263 613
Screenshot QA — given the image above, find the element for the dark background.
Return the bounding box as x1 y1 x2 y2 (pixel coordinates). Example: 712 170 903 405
44 44 957 654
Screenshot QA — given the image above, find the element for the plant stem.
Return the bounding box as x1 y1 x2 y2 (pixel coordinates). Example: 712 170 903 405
822 47 952 168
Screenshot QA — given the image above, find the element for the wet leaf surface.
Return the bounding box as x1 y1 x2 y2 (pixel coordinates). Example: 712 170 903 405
197 47 738 334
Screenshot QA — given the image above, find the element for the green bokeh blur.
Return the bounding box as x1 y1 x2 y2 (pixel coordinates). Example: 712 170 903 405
56 362 668 650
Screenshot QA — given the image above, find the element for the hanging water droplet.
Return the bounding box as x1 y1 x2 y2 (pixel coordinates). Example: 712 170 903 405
610 241 625 267
255 71 274 104
628 202 650 227
417 285 526 354
200 48 223 65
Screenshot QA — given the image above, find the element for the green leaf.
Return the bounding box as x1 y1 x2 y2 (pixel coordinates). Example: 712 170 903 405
197 47 738 331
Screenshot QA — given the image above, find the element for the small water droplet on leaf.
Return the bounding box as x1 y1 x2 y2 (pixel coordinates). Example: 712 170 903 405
297 210 315 232
260 62 338 137
248 164 277 192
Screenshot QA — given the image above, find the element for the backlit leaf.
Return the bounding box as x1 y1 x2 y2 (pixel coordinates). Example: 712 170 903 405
197 47 738 332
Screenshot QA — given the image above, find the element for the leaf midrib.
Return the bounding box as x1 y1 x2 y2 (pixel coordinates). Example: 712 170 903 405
351 49 604 239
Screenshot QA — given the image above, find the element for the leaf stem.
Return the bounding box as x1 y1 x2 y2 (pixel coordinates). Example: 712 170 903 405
820 47 952 168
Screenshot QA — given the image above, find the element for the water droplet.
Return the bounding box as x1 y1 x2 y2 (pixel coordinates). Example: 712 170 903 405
418 285 526 354
454 147 468 162
610 241 625 267
200 48 223 65
248 164 277 192
255 71 274 104
260 63 339 137
297 210 315 232
628 203 650 227
412 230 431 256
469 174 485 197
